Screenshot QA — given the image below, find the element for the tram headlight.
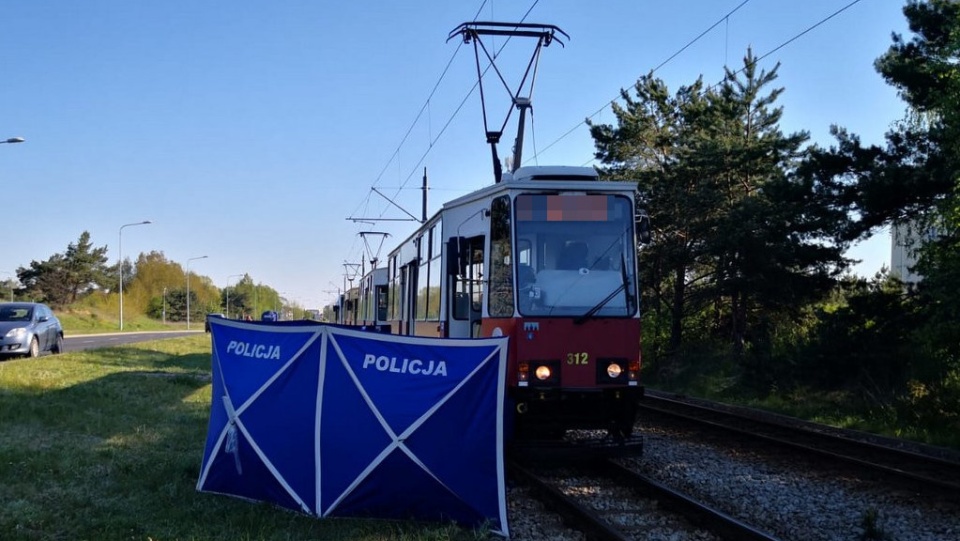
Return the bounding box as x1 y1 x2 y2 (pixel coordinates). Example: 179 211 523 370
527 360 560 387
535 365 552 381
596 358 628 384
606 363 622 379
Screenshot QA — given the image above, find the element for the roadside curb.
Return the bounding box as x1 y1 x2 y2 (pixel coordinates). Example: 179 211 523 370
66 330 205 338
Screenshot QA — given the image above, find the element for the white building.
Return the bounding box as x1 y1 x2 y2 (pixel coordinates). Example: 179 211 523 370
891 221 938 283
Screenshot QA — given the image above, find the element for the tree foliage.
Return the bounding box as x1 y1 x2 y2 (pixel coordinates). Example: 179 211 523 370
117 252 221 321
800 275 920 393
220 275 268 319
10 231 292 327
589 50 852 372
818 1 960 383
16 232 110 307
879 1 960 381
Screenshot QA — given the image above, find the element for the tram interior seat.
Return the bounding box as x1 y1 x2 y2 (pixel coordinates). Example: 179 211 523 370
557 241 589 270
518 263 536 288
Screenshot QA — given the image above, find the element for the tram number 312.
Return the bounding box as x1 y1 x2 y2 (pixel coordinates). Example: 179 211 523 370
566 352 589 365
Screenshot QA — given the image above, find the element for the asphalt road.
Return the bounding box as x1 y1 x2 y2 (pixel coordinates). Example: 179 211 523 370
64 330 204 352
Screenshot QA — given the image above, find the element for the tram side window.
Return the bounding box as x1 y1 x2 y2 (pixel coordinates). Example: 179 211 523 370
426 257 441 319
389 258 401 321
416 259 429 321
452 239 484 321
361 277 372 322
415 227 442 322
428 225 442 320
469 246 484 314
489 196 515 317
376 286 388 322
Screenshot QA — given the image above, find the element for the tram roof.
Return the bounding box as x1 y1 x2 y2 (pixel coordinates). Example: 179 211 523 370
442 165 636 210
387 166 638 260
507 165 599 182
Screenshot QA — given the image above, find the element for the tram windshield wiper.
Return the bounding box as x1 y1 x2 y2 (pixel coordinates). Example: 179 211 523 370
573 283 625 325
574 253 631 325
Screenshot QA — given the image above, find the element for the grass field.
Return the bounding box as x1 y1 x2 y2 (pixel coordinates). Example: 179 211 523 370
57 307 191 334
0 336 489 541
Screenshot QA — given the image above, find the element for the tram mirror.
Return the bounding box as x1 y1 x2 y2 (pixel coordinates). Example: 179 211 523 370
637 214 651 245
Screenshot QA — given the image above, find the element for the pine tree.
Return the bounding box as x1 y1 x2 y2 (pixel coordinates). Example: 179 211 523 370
16 231 111 306
590 50 851 367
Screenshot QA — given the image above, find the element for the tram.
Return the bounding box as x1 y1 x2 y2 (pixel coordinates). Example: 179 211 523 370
382 164 648 439
350 22 649 442
356 266 390 332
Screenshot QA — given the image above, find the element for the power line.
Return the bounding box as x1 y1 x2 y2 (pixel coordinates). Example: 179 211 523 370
355 0 542 227
382 1 542 198
345 0 491 222
737 0 863 74
328 0 867 303
381 1 542 200
339 1 499 270
653 0 751 74
532 0 752 165
536 0 865 167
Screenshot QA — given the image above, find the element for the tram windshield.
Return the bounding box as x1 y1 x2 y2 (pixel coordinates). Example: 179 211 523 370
514 193 638 317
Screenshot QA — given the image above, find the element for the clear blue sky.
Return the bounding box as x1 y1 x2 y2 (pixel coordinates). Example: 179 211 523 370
1 1 909 310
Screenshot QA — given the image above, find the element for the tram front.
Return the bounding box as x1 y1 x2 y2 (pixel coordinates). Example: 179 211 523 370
484 184 644 440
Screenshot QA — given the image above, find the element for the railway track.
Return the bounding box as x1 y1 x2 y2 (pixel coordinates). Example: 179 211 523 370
508 459 781 541
640 390 960 495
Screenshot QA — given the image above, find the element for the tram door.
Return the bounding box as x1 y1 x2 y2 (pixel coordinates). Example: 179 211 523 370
446 235 485 338
400 262 418 335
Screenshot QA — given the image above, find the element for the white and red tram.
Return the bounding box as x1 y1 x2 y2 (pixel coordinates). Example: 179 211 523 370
378 165 645 440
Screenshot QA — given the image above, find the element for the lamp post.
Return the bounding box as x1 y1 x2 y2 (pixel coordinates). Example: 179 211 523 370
226 274 243 318
186 255 208 330
162 287 167 324
119 221 152 330
0 137 24 144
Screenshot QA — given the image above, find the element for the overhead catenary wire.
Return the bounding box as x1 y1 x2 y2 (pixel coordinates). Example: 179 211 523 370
376 2 542 205
339 0 499 272
538 0 868 167
532 0 754 167
346 0 543 230
330 0 871 308
345 0 492 223
342 0 746 270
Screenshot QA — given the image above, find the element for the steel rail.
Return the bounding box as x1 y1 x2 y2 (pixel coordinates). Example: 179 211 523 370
593 459 782 541
509 461 631 541
640 391 960 494
509 459 782 541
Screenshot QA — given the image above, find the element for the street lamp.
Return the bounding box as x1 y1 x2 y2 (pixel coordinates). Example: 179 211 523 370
0 137 24 144
226 274 243 318
119 220 152 330
186 255 208 330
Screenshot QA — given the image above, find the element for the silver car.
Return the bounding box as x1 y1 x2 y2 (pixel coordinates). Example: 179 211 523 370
0 302 64 358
